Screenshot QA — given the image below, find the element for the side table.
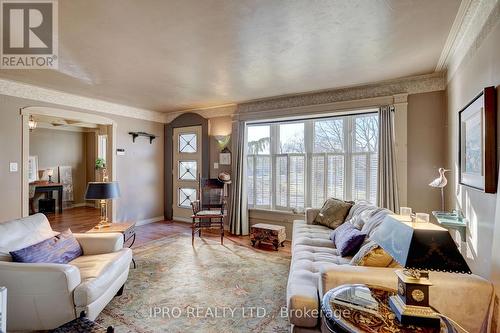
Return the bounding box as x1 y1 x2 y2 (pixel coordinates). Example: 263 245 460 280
87 222 136 269
321 284 457 333
250 223 286 250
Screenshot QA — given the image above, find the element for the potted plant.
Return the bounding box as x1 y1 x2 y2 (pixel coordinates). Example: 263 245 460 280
95 158 107 181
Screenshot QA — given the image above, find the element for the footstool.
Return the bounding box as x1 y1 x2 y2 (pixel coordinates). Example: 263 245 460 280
250 223 286 250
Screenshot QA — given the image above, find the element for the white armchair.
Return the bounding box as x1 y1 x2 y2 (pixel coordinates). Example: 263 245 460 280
0 214 132 331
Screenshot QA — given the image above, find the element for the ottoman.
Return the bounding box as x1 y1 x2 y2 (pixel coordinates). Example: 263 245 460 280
250 223 286 250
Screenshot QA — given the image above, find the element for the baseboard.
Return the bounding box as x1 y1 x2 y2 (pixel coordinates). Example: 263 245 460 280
135 216 165 226
172 216 192 223
68 203 95 209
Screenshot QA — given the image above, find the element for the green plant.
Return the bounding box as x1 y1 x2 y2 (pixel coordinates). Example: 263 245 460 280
95 158 106 170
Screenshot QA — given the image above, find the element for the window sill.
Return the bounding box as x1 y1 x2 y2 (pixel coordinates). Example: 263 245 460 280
248 208 305 217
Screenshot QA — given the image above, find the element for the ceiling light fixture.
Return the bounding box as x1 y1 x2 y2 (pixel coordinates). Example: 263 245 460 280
28 115 37 131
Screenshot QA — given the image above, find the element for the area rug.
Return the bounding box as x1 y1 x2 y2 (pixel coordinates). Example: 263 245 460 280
96 234 291 333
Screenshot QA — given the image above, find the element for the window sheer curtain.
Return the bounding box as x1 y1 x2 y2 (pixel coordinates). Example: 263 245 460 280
378 105 399 212
229 120 249 235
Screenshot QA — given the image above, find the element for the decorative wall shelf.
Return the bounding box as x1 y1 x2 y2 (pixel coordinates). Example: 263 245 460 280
432 211 467 240
128 132 156 144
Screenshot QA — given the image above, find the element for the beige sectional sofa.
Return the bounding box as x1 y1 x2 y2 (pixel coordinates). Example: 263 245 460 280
287 202 495 333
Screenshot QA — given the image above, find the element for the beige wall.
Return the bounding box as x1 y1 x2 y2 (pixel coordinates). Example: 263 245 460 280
208 116 233 178
0 94 23 221
0 94 164 223
445 16 500 285
407 91 447 213
114 115 164 222
30 128 88 205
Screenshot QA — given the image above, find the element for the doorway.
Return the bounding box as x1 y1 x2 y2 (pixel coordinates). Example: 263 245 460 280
21 107 117 224
164 113 209 221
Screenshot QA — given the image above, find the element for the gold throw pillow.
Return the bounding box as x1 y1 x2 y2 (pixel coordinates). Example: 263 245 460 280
350 240 398 267
359 246 394 267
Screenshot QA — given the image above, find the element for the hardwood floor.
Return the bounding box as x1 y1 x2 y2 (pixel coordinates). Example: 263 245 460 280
46 206 101 233
47 206 291 256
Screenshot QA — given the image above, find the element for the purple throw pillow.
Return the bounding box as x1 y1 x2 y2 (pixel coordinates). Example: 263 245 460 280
332 223 366 257
10 229 82 264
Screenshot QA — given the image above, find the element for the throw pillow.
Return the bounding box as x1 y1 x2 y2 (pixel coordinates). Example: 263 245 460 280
350 240 395 267
314 198 354 229
0 213 59 262
332 223 366 256
10 229 82 264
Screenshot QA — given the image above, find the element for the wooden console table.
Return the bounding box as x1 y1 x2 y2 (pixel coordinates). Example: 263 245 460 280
30 181 64 214
87 222 136 268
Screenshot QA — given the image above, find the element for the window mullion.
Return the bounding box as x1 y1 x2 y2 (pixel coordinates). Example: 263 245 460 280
254 155 257 208
366 152 370 203
270 124 279 210
253 155 256 208
285 154 291 209
345 117 352 201
324 153 328 200
304 120 313 209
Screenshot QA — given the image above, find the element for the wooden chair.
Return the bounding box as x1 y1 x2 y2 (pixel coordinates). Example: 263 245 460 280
191 178 225 245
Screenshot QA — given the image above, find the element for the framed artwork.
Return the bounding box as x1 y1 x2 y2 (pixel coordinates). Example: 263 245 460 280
59 166 74 202
219 152 231 165
459 86 497 193
28 156 38 183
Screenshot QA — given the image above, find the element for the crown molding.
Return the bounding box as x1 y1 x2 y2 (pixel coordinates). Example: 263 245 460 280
164 104 236 123
237 72 445 115
0 78 165 123
436 0 499 80
448 0 500 81
436 0 473 71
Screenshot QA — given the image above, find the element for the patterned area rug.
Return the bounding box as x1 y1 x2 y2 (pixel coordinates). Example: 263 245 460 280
96 234 291 333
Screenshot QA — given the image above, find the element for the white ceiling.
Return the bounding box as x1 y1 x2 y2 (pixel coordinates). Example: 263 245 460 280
0 0 460 112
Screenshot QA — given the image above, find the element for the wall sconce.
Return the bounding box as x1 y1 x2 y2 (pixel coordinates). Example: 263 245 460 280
214 135 231 151
28 115 37 131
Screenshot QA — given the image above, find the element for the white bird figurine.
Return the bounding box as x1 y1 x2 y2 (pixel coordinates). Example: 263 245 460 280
429 168 450 211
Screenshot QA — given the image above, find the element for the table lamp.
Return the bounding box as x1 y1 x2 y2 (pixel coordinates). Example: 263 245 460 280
47 169 54 183
371 215 471 328
85 182 120 228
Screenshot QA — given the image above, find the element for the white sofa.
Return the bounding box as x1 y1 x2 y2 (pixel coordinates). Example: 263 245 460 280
0 214 132 331
287 203 495 333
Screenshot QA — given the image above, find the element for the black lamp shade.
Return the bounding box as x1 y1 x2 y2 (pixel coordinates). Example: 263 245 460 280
371 215 471 274
85 182 120 200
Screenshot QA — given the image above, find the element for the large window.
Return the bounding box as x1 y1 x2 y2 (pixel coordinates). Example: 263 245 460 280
246 112 379 211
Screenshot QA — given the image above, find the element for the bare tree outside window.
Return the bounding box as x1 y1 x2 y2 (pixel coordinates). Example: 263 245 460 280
354 115 379 152
314 119 344 153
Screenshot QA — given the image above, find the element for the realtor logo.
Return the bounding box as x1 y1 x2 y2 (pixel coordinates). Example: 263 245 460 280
1 0 58 69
